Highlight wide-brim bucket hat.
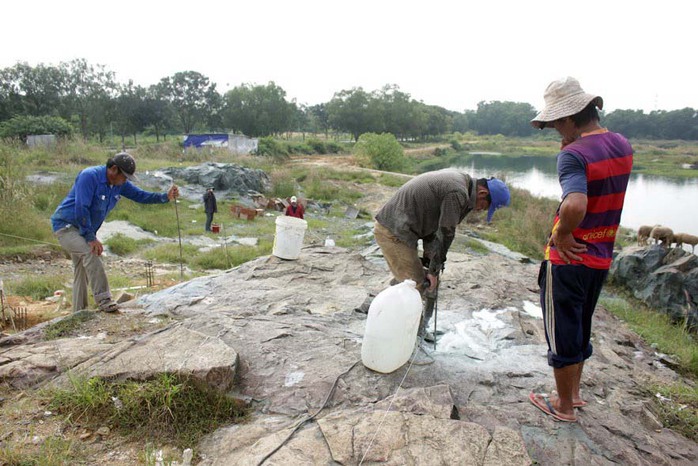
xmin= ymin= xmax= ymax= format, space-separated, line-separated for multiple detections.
xmin=531 ymin=77 xmax=603 ymax=129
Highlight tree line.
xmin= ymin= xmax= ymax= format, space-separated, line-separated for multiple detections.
xmin=1 ymin=59 xmax=697 ymax=142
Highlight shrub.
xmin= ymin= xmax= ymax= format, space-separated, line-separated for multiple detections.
xmin=255 ymin=137 xmax=289 ymax=159
xmin=289 ymin=142 xmax=314 ymax=155
xmin=354 ymin=133 xmax=405 ymax=171
xmin=450 ymin=139 xmax=462 ymax=151
xmin=306 ymin=138 xmax=327 ymax=154
xmin=0 ymin=115 xmax=73 ymax=142
xmin=325 ymin=141 xmax=344 ymax=154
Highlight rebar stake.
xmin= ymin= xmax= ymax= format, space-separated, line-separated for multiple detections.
xmin=173 ymin=195 xmax=184 ymax=279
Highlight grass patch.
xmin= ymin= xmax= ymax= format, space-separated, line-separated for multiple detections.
xmin=5 ymin=274 xmax=68 ymax=301
xmin=303 ymin=171 xmax=363 ymax=203
xmin=44 ymin=310 xmax=97 ymax=340
xmin=476 ymin=187 xmax=557 ymax=260
xmin=105 ymin=234 xmax=154 ymax=256
xmin=0 ymin=435 xmax=83 ymax=466
xmin=377 ymin=173 xmax=409 ymax=188
xmin=648 ymin=382 xmax=698 ymax=441
xmin=144 ymin=243 xmax=199 ymax=265
xmin=109 ymin=200 xmax=198 ymax=238
xmin=46 ymin=373 xmax=248 ymax=448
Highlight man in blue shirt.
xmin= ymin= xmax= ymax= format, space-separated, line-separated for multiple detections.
xmin=51 ymin=152 xmax=179 ymax=313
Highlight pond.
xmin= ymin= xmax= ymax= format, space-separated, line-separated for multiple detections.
xmin=452 ymin=154 xmax=698 ymax=235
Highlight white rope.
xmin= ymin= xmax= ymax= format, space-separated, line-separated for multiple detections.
xmin=0 ymin=231 xmax=59 ymax=247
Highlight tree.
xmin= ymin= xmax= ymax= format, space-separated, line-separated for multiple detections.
xmin=158 ymin=71 xmax=219 ymax=134
xmin=471 ymin=101 xmax=537 ymax=136
xmin=422 ymin=105 xmax=452 ymax=139
xmin=327 ymin=88 xmax=383 ymax=141
xmin=222 ymin=81 xmax=296 ymax=137
xmin=308 ymin=103 xmax=330 ymax=138
xmin=353 ymin=132 xmax=405 ymax=171
xmin=0 ymin=63 xmax=66 ymax=118
xmin=143 ymin=84 xmax=173 ymax=142
xmin=60 ymin=59 xmax=118 ymax=140
xmin=114 ymin=81 xmax=149 ymax=145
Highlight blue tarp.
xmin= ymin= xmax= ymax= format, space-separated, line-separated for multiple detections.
xmin=183 ymin=134 xmax=228 ymax=148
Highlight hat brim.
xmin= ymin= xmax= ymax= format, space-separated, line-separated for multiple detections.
xmin=122 ymin=171 xmax=138 ymax=182
xmin=531 ymin=94 xmax=603 ymax=129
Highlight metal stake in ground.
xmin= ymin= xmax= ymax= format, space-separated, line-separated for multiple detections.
xmin=173 ymin=192 xmax=184 ymax=279
xmin=221 ymin=222 xmax=231 ymax=269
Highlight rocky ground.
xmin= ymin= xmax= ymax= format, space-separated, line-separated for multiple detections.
xmin=2 ymin=241 xmax=697 ymax=465
xmin=1 ymin=159 xmax=697 ymax=464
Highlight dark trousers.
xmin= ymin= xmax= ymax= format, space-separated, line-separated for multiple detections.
xmin=205 ymin=212 xmax=214 ymax=231
xmin=539 ymin=261 xmax=607 ymax=368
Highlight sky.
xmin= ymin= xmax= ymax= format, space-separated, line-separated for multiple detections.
xmin=2 ymin=0 xmax=696 ymax=114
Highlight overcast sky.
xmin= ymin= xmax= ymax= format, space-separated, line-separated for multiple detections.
xmin=2 ymin=0 xmax=696 ymax=113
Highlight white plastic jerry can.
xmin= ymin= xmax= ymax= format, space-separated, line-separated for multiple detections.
xmin=361 ymin=279 xmax=422 ymax=373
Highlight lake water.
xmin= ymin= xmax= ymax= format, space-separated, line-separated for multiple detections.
xmin=453 ymin=154 xmax=698 ymax=235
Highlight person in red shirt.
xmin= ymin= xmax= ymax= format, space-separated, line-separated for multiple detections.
xmin=285 ymin=196 xmax=304 ymax=219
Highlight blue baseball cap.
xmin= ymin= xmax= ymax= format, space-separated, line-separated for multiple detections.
xmin=485 ymin=178 xmax=510 ymax=222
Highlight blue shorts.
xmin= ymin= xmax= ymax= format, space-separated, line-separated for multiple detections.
xmin=538 ymin=261 xmax=608 ymax=369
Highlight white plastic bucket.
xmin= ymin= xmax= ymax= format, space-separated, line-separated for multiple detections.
xmin=361 ymin=280 xmax=422 ymax=373
xmin=272 ymin=216 xmax=308 ymax=260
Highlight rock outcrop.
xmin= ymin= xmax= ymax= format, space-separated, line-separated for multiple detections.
xmin=610 ymin=245 xmax=698 ymax=328
xmin=2 ymin=246 xmax=697 ymax=465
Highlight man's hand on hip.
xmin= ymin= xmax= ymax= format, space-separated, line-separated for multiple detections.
xmin=89 ymin=239 xmax=103 ymax=256
xmin=549 ymin=231 xmax=586 ymax=263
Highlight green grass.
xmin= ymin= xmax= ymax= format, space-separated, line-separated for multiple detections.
xmin=44 ymin=310 xmax=96 ymax=340
xmin=191 ymin=243 xmax=272 ymax=270
xmin=5 ymin=274 xmax=69 ymax=301
xmin=0 ymin=435 xmax=84 ymax=466
xmin=46 ymin=373 xmax=248 ymax=448
xmin=476 ymin=187 xmax=557 ymax=260
xmin=105 ymin=234 xmax=154 ymax=256
xmin=377 ymin=173 xmax=409 ymax=188
xmin=648 ymin=382 xmax=698 ymax=441
xmin=144 ymin=243 xmax=199 ymax=264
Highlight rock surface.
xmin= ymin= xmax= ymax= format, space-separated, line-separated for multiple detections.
xmin=610 ymin=245 xmax=698 ymax=328
xmin=2 ymin=246 xmax=697 ymax=465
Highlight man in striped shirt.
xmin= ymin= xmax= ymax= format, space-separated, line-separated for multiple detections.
xmin=528 ymin=77 xmax=633 ymax=423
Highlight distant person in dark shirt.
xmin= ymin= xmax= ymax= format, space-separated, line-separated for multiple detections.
xmin=203 ymin=187 xmax=217 ymax=232
xmin=285 ymin=196 xmax=304 ymax=219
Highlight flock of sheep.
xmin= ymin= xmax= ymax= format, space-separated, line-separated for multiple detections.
xmin=637 ymin=225 xmax=698 ymax=253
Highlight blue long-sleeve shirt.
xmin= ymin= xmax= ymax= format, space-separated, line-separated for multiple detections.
xmin=51 ymin=165 xmax=169 ymax=242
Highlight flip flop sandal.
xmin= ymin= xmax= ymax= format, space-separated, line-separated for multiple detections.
xmin=551 ymin=390 xmax=588 ymax=408
xmin=529 ymin=392 xmax=577 ymax=423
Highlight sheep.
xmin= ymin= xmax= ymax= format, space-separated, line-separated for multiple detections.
xmin=673 ymin=232 xmax=698 ymax=253
xmin=637 ymin=225 xmax=657 ymax=246
xmin=649 ymin=226 xmax=674 ymax=248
